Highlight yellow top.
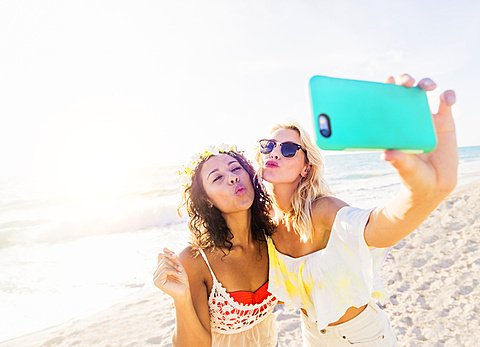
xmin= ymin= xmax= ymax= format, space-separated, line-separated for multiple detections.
xmin=267 ymin=206 xmax=389 ymax=330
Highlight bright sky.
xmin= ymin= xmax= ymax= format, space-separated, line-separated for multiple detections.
xmin=1 ymin=0 xmax=479 ymax=178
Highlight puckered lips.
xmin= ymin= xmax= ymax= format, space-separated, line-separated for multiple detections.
xmin=265 ymin=160 xmax=279 ymax=168
xmin=235 ymin=184 xmax=246 ymax=195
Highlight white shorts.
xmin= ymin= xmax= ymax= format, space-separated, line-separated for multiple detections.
xmin=301 ymin=303 xmax=397 ymax=346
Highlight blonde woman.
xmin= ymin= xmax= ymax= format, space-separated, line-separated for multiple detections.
xmin=256 ymin=75 xmax=457 ymax=345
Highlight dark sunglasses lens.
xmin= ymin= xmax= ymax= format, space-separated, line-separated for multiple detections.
xmin=281 ymin=143 xmax=300 ymax=158
xmin=259 ymin=140 xmax=275 ymax=154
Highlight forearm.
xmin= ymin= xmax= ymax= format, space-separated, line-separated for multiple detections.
xmin=172 ymin=294 xmax=212 ymax=347
xmin=367 ymin=186 xmax=451 ymax=248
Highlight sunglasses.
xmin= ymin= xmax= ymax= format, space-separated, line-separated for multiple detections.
xmin=258 ymin=139 xmax=307 ymax=158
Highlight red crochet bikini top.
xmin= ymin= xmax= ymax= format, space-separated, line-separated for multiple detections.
xmin=229 ymin=281 xmax=271 ymax=305
xmin=198 ymin=249 xmax=278 ymax=334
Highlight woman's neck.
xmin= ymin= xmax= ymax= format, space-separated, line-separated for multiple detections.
xmin=222 ymin=209 xmax=253 ymax=247
xmin=269 ymin=182 xmax=298 ymax=212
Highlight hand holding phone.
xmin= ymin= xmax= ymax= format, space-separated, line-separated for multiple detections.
xmin=307 ymin=75 xmax=437 ymax=153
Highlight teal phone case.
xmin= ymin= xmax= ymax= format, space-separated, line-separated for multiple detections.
xmin=308 ymin=75 xmax=437 ymax=153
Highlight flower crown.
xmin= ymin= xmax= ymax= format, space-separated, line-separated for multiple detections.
xmin=177 ymin=143 xmax=240 ymax=188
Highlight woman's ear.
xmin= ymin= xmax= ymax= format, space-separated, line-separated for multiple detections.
xmin=301 ymin=164 xmax=311 ymax=178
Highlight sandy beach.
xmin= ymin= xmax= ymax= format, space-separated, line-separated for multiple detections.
xmin=3 ymin=180 xmax=479 ymax=347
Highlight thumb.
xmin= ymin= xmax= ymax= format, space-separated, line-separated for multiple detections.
xmin=381 ymin=150 xmax=417 ymax=175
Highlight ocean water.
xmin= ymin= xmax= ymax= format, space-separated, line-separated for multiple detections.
xmin=1 ymin=146 xmax=479 ymax=342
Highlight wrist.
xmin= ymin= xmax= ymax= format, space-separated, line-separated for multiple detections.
xmin=411 ymin=188 xmax=450 ymax=204
xmin=399 ymin=186 xmax=448 ymax=213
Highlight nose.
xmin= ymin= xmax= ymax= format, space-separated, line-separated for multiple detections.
xmin=228 ymin=173 xmax=239 ymax=185
xmin=269 ymin=143 xmax=280 ymax=159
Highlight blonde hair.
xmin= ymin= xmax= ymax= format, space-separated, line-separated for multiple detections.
xmin=258 ymin=122 xmax=333 ymax=242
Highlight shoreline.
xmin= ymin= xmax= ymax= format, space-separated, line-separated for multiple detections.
xmin=2 ymin=180 xmax=479 ymax=346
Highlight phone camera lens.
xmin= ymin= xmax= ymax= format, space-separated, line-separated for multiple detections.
xmin=318 ymin=114 xmax=331 ymax=138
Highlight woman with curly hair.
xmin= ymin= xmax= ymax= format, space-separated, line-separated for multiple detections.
xmin=153 ymin=146 xmax=278 ymax=346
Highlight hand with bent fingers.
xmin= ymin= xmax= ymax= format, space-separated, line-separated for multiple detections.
xmin=153 ymin=247 xmax=190 ymax=301
xmin=383 ymin=74 xmax=458 ymax=200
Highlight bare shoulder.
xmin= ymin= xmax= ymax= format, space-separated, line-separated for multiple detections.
xmin=311 ymin=196 xmax=349 ymax=231
xmin=178 ymin=246 xmax=207 ymax=276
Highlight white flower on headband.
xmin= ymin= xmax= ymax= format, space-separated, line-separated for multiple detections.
xmin=179 ymin=173 xmax=191 ymax=187
xmin=177 ymin=143 xmax=240 ymax=188
xmin=206 ymin=145 xmax=220 ymax=156
xmin=188 ymin=152 xmax=201 ymax=166
xmin=218 ymin=143 xmax=232 ymax=152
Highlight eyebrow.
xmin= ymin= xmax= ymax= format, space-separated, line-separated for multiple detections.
xmin=207 ymin=160 xmax=239 ymax=179
xmin=207 ymin=168 xmax=218 ymax=179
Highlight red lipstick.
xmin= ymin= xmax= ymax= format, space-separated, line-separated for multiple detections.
xmin=265 ymin=161 xmax=279 ymax=168
xmin=235 ymin=184 xmax=246 ymax=195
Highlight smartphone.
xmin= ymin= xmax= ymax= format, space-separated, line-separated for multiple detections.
xmin=307 ymin=75 xmax=437 ymax=153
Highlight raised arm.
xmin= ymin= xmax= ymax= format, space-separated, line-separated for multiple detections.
xmin=153 ymin=247 xmax=212 ymax=347
xmin=365 ymin=74 xmax=458 ymax=248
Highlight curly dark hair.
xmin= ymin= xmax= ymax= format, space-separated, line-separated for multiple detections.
xmin=179 ymin=151 xmax=275 ymax=256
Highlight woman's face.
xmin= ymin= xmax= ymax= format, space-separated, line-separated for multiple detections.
xmin=259 ymin=128 xmax=309 ymax=185
xmin=201 ymin=154 xmax=255 ymax=214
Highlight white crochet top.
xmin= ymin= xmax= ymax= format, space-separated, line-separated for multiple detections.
xmin=267 ymin=206 xmax=390 ymax=330
xmin=198 ymin=249 xmax=278 ymax=346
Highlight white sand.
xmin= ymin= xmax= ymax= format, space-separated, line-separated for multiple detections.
xmin=380 ymin=180 xmax=480 ymax=346
xmin=3 ymin=181 xmax=479 ymax=347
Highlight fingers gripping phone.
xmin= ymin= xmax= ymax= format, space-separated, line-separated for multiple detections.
xmin=307 ymin=75 xmax=437 ymax=153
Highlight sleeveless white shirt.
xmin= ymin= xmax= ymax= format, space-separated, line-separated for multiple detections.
xmin=267 ymin=206 xmax=390 ymax=330
xmin=198 ymin=249 xmax=278 ymax=346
